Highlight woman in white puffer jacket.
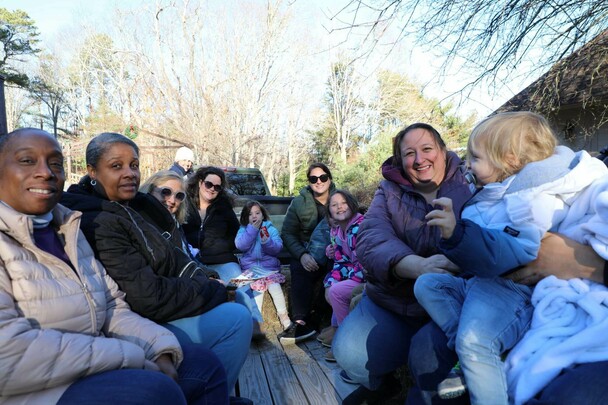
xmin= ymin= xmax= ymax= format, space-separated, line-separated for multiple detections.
xmin=0 ymin=128 xmax=229 ymax=405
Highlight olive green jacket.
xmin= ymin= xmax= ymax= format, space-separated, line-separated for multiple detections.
xmin=281 ymin=183 xmax=336 ymax=260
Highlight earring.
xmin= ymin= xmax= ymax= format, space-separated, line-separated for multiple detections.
xmin=91 ymin=179 xmax=97 ymax=186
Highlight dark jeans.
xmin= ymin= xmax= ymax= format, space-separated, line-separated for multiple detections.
xmin=289 ymin=258 xmax=329 ymax=324
xmin=332 ymin=293 xmax=425 ymax=390
xmin=58 ymin=343 xmax=228 ymax=405
xmin=406 ymin=321 xmax=608 ymax=405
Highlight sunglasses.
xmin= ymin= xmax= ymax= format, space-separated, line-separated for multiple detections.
xmin=308 ymin=174 xmax=330 ymax=184
xmin=159 ymin=187 xmax=186 ymax=201
xmin=203 ymin=180 xmax=223 ymax=192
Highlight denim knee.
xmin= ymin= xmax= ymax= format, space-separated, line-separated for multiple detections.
xmin=413 ymin=273 xmax=438 ymax=303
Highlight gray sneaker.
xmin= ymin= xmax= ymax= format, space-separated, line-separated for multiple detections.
xmin=437 ymin=363 xmax=467 ymax=399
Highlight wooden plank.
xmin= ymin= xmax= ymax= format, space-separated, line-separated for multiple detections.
xmin=302 ymin=338 xmax=359 ymax=401
xmin=258 ymin=326 xmax=309 ymax=404
xmin=238 ymin=343 xmax=273 ymax=405
xmin=277 ymin=325 xmax=343 ymax=405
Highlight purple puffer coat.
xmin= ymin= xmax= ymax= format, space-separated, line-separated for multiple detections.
xmin=357 ymin=151 xmax=471 ymax=318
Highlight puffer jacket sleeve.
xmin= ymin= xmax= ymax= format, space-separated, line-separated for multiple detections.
xmin=357 ymin=185 xmax=415 ymax=286
xmin=281 ymin=196 xmax=307 ymax=259
xmin=0 ymin=272 xmax=146 ymax=396
xmin=261 ymin=222 xmax=283 ymax=256
xmin=440 ymin=219 xmax=539 ymax=277
xmin=87 ymin=214 xmax=227 ymax=323
xmin=235 ymin=225 xmax=257 ymax=251
xmin=99 ymin=263 xmax=183 ymax=366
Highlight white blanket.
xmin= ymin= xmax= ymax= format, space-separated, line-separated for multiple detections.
xmin=505 ymin=276 xmax=608 ymax=404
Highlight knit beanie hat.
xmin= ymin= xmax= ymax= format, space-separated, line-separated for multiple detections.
xmin=175 ymin=146 xmax=194 ymax=162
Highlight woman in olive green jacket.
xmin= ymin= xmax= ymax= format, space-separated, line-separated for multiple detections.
xmin=279 ymin=163 xmax=336 ymax=344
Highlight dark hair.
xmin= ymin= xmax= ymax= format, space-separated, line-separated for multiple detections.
xmin=187 ymin=166 xmax=230 ymax=208
xmin=86 ymin=132 xmax=140 ymax=167
xmin=392 ymin=123 xmax=446 ymax=170
xmin=239 ymin=200 xmax=270 ymax=226
xmin=306 ymin=162 xmax=333 ymax=180
xmin=326 ymin=189 xmax=360 ymax=222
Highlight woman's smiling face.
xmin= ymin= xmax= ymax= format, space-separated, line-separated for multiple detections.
xmin=0 ymin=129 xmax=65 ymax=215
xmin=400 ymin=128 xmax=447 ymax=190
xmin=152 ymin=178 xmax=185 ymax=214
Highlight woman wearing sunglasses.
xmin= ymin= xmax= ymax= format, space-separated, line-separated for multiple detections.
xmin=278 ymin=162 xmax=336 ymax=344
xmin=61 ymin=134 xmax=253 ymax=398
xmin=139 ymin=170 xmax=197 ymax=258
xmin=183 ymin=166 xmax=240 ymax=272
xmin=183 ymin=166 xmax=266 ymax=340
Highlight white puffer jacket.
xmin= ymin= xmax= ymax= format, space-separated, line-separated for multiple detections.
xmin=0 ymin=203 xmax=182 ymax=404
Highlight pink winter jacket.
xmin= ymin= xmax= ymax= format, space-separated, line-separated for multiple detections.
xmin=0 ymin=203 xmax=182 ymax=404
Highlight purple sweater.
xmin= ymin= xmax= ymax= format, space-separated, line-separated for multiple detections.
xmin=357 ymin=152 xmax=471 ymax=318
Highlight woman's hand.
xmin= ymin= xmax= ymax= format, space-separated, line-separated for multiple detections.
xmin=506 ymin=233 xmax=604 ymax=286
xmin=425 ymin=198 xmax=457 ymax=239
xmin=300 ymin=253 xmax=319 ymax=272
xmin=393 ymin=254 xmax=459 ymax=279
xmin=154 ymin=354 xmax=178 ymax=382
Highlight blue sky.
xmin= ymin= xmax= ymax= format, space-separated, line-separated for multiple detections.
xmin=2 ymin=0 xmax=518 ymax=117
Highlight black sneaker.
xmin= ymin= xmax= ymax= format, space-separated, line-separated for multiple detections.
xmin=278 ymin=322 xmax=316 ymax=344
xmin=342 ymin=373 xmax=401 ymax=405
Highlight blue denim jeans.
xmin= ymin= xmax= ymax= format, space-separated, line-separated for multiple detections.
xmin=208 ymin=262 xmax=263 ymax=322
xmin=58 ymin=343 xmax=228 ymax=404
xmin=407 ymin=321 xmax=608 ymax=405
xmin=414 ymin=275 xmax=533 ymax=404
xmin=332 ymin=293 xmax=425 ymax=390
xmin=163 ymin=302 xmax=252 ymax=390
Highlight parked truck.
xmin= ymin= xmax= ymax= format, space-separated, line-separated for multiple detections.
xmin=220 ymin=167 xmax=293 ymax=232
xmin=220 ymin=167 xmax=294 ymax=263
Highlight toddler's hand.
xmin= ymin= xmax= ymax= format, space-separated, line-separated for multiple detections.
xmin=250 ymin=217 xmax=263 ymax=229
xmin=425 ymin=197 xmax=456 ymax=239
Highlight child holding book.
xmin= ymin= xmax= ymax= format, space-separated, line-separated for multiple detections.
xmin=235 ymin=200 xmax=292 ymax=331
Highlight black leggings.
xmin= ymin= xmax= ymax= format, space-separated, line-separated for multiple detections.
xmin=289 ymin=258 xmax=329 ymax=324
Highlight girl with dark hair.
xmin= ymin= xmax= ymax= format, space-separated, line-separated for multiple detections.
xmin=279 ymin=162 xmax=336 ymax=344
xmin=234 ymin=200 xmax=292 ymax=330
xmin=318 ymin=189 xmax=366 ymax=362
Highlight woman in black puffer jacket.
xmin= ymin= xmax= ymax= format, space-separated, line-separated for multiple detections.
xmin=61 ymin=132 xmax=252 ymax=391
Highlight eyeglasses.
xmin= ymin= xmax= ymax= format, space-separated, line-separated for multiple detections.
xmin=159 ymin=187 xmax=186 ymax=201
xmin=203 ymin=180 xmax=223 ymax=192
xmin=308 ymin=174 xmax=330 ymax=184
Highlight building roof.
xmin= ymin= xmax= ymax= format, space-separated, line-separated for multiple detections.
xmin=497 ymin=29 xmax=608 ymax=113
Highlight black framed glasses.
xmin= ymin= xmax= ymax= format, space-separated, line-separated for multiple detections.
xmin=159 ymin=187 xmax=186 ymax=201
xmin=203 ymin=180 xmax=223 ymax=192
xmin=308 ymin=174 xmax=329 ymax=184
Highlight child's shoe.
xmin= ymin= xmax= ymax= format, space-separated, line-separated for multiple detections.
xmin=323 ymin=349 xmax=336 ymax=362
xmin=437 ymin=362 xmax=467 ymax=399
xmin=317 ymin=326 xmax=336 ymax=348
xmin=278 ymin=312 xmax=292 ymax=330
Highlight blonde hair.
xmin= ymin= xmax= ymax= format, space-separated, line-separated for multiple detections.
xmin=140 ymin=170 xmax=191 ymax=224
xmin=467 ymin=112 xmax=557 ymax=182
